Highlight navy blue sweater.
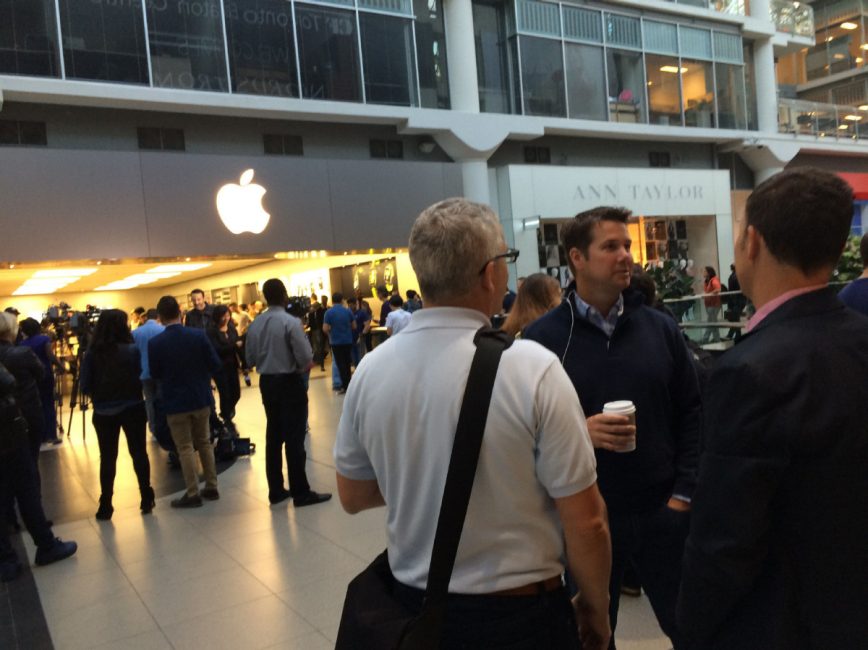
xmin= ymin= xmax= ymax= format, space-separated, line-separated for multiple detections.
xmin=148 ymin=324 xmax=221 ymax=415
xmin=524 ymin=289 xmax=701 ymax=513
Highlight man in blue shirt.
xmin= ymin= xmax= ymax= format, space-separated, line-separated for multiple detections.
xmin=838 ymin=232 xmax=868 ymax=316
xmin=323 ymin=292 xmax=355 ymax=394
xmin=347 ymin=297 xmax=370 ymax=368
xmin=149 ymin=296 xmax=222 ymax=508
xmin=131 ymin=309 xmax=164 ymax=440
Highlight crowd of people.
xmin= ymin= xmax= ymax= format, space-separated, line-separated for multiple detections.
xmin=1 ymin=167 xmax=867 ymax=649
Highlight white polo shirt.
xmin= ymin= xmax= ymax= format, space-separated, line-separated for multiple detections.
xmin=385 ymin=308 xmax=412 ymax=335
xmin=334 ymin=307 xmax=596 ymax=593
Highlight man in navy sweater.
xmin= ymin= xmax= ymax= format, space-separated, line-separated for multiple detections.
xmin=524 ymin=206 xmax=701 ymax=650
xmin=149 ymin=296 xmax=222 ymax=508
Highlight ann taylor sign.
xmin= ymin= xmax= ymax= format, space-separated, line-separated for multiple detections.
xmin=504 ymin=166 xmax=729 ymax=218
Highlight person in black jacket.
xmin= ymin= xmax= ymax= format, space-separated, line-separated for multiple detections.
xmin=0 ymin=315 xmax=45 ymax=464
xmin=183 ymin=288 xmax=214 ymax=330
xmin=207 ymin=305 xmax=241 ymax=436
xmin=677 ymin=168 xmax=868 ymax=650
xmin=0 ymin=355 xmax=77 ymax=580
xmin=524 ymin=206 xmax=701 ymax=650
xmin=80 ymin=309 xmax=153 ymax=521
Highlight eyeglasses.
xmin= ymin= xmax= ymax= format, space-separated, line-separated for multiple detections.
xmin=479 ymin=248 xmax=520 ymax=275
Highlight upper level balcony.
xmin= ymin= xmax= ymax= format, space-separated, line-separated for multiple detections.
xmin=770 ymin=0 xmax=815 ymax=37
xmin=778 ymin=97 xmax=868 ymax=139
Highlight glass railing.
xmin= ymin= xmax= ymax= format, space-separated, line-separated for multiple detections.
xmin=778 ymin=98 xmax=868 ymax=140
xmin=663 ymin=0 xmax=747 ymax=16
xmin=770 ymin=0 xmax=815 ymax=37
xmin=663 ymin=291 xmax=749 ymax=350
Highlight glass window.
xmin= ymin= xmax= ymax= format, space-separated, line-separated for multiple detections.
xmin=519 ymin=36 xmax=565 ymax=117
xmin=682 ymin=59 xmax=715 ymax=127
xmin=0 ymin=0 xmax=60 ymax=77
xmin=646 ymin=53 xmax=682 ymax=126
xmin=604 ymin=13 xmax=640 ymax=49
xmin=643 ymin=21 xmax=677 ymax=56
xmin=565 ymin=42 xmax=605 ymax=120
xmin=516 ymin=0 xmax=560 ymax=38
xmin=225 ymin=0 xmax=298 ymax=98
xmin=58 ymin=0 xmax=148 ymax=84
xmin=413 ymin=0 xmax=449 ymax=109
xmin=473 ymin=0 xmax=518 ymax=114
xmin=743 ymin=42 xmax=758 ymax=130
xmin=680 ymin=26 xmax=712 ymax=60
xmin=606 ymin=49 xmax=646 ymax=123
xmin=563 ymin=6 xmax=601 ymax=44
xmin=146 ymin=0 xmax=229 ymax=92
xmin=295 ymin=4 xmax=361 ymax=101
xmin=715 ymin=62 xmax=746 ymax=129
xmin=359 ymin=13 xmax=417 ymax=106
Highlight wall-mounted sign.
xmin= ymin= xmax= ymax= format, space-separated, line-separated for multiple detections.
xmin=216 ymin=169 xmax=271 ymax=234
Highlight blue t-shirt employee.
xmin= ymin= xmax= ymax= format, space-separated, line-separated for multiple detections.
xmin=323 ymin=293 xmax=356 ymax=393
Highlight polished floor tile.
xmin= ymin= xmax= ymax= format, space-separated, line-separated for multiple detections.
xmin=4 ymin=359 xmax=672 ymax=649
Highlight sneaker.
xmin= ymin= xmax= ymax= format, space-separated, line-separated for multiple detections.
xmin=293 ymin=491 xmax=332 ymax=508
xmin=34 ymin=538 xmax=78 ymax=566
xmin=170 ymin=494 xmax=203 ymax=509
xmin=201 ymin=488 xmax=220 ymax=501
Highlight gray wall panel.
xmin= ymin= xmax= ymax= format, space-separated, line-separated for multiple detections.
xmin=0 ymin=148 xmax=150 ymax=262
xmin=329 ymin=160 xmax=462 ymax=250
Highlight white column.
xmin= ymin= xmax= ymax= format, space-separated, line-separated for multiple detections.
xmin=443 ymin=0 xmax=480 ymax=113
xmin=750 ymin=0 xmax=780 ymax=134
xmin=461 ymin=160 xmax=490 ymax=204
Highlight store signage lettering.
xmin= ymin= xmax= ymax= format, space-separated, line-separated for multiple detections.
xmin=573 ymin=184 xmax=704 ymax=203
xmin=300 ymin=13 xmax=355 ymax=35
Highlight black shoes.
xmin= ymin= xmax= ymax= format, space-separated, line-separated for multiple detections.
xmin=140 ymin=487 xmax=156 ymax=514
xmin=269 ymin=489 xmax=292 ymax=505
xmin=95 ymin=496 xmax=113 ymax=521
xmin=201 ymin=488 xmax=220 ymax=501
xmin=171 ymin=494 xmax=203 ymax=508
xmin=34 ymin=538 xmax=78 ymax=566
xmin=244 ymin=374 xmax=252 ymax=387
xmin=293 ymin=491 xmax=332 ymax=508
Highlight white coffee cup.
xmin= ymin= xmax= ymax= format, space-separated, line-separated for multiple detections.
xmin=602 ymin=400 xmax=637 ymax=452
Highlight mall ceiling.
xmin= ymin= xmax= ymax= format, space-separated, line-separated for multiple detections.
xmin=0 ymin=257 xmax=273 ymax=297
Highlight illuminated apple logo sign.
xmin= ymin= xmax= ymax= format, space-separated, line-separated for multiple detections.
xmin=216 ymin=169 xmax=270 ymax=234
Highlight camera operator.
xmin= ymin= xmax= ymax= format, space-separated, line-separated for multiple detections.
xmin=0 ymin=359 xmax=77 ymax=581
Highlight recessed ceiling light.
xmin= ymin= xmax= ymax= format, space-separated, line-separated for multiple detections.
xmin=841 ymin=22 xmax=859 ymax=30
xmin=833 ymin=53 xmax=846 ymax=59
xmin=659 ymin=66 xmax=688 ymax=74
xmin=845 ymin=114 xmax=863 ymax=120
xmin=838 ymin=124 xmax=851 ymax=129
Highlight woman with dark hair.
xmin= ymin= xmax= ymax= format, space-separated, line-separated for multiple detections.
xmin=207 ymin=304 xmax=241 ymax=435
xmin=502 ymin=273 xmax=562 ymax=337
xmin=80 ymin=309 xmax=153 ymax=520
xmin=18 ymin=318 xmax=63 ymax=444
xmin=702 ymin=265 xmax=722 ymax=343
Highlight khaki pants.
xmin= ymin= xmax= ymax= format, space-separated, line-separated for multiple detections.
xmin=166 ymin=406 xmax=217 ymax=497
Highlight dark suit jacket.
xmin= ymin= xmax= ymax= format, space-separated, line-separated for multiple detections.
xmin=677 ymin=288 xmax=868 ymax=649
xmin=148 ymin=324 xmax=221 ymax=415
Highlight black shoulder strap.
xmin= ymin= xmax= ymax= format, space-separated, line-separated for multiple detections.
xmin=406 ymin=327 xmax=513 ymax=642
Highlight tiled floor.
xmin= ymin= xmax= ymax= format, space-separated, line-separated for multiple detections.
xmin=6 ymin=363 xmax=672 ymax=649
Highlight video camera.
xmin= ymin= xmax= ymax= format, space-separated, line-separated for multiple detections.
xmin=286 ymin=296 xmax=311 ymax=320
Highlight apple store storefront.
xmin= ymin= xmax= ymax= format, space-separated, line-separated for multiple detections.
xmin=0 ymin=147 xmax=464 ymax=316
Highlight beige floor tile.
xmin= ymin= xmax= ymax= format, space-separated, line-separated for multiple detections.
xmin=90 ymin=629 xmax=174 ymax=650
xmin=48 ymin=589 xmax=160 ymax=650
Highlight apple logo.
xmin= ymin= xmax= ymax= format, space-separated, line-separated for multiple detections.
xmin=216 ymin=169 xmax=270 ymax=234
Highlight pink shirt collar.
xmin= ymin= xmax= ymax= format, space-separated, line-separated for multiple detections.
xmin=745 ymin=285 xmax=827 ymax=333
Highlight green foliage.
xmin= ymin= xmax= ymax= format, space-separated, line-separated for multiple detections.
xmin=833 ymin=235 xmax=863 ymax=283
xmin=646 ymin=260 xmax=695 ymax=300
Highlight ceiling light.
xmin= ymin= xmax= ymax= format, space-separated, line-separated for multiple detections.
xmin=857 ymin=57 xmax=864 ymax=63
xmin=833 ymin=53 xmax=846 ymax=59
xmin=859 ymin=105 xmax=868 ymax=110
xmin=660 ymin=66 xmax=687 ymax=74
xmin=148 ymin=263 xmax=211 ymax=273
xmin=827 ymin=37 xmax=834 ymax=43
xmin=845 ymin=114 xmax=863 ymax=120
xmin=861 ymin=43 xmax=868 ymax=50
xmin=841 ymin=22 xmax=859 ymax=30
xmin=94 ymin=272 xmax=181 ymax=292
xmin=838 ymin=124 xmax=851 ymax=129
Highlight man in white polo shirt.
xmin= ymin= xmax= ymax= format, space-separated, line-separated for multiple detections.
xmin=334 ymin=198 xmax=611 ymax=649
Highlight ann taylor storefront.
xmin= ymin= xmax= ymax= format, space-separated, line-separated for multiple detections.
xmin=495 ymin=166 xmax=735 ymax=289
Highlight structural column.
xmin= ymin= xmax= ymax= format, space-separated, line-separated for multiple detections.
xmin=750 ymin=0 xmax=780 ymax=136
xmin=443 ymin=0 xmax=480 ymax=114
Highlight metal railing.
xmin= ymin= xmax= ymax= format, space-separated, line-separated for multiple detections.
xmin=662 ymin=0 xmax=747 ymax=16
xmin=778 ymin=98 xmax=868 ymax=140
xmin=770 ymin=0 xmax=815 ymax=37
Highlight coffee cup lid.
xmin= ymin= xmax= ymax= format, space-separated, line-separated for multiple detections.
xmin=603 ymin=400 xmax=635 ymax=414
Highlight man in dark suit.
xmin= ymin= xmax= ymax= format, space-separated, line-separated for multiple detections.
xmin=677 ymin=168 xmax=868 ymax=649
xmin=149 ymin=296 xmax=222 ymax=508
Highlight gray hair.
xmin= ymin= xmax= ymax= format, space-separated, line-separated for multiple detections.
xmin=0 ymin=312 xmax=19 ymax=342
xmin=409 ymin=198 xmax=504 ymax=303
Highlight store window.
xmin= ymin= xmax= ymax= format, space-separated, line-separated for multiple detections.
xmin=682 ymin=60 xmax=715 ymax=128
xmin=0 ymin=120 xmax=47 ymax=146
xmin=264 ymin=134 xmax=304 ymax=155
xmin=646 ymin=54 xmax=682 ymax=126
xmin=473 ymin=0 xmax=518 ymax=114
xmin=137 ymin=127 xmax=185 ymax=151
xmin=295 ymin=4 xmax=361 ymax=102
xmin=565 ymin=43 xmax=606 ymax=120
xmin=520 ymin=36 xmax=565 ymax=117
xmin=58 ymin=0 xmax=148 ymax=84
xmin=715 ymin=62 xmax=747 ymax=129
xmin=414 ymin=0 xmax=450 ymax=109
xmin=145 ymin=0 xmax=229 ymax=92
xmin=607 ymin=49 xmax=647 ymax=123
xmin=0 ymin=0 xmax=60 ymax=77
xmin=225 ymin=0 xmax=299 ymax=98
xmin=360 ymin=13 xmax=418 ymax=106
